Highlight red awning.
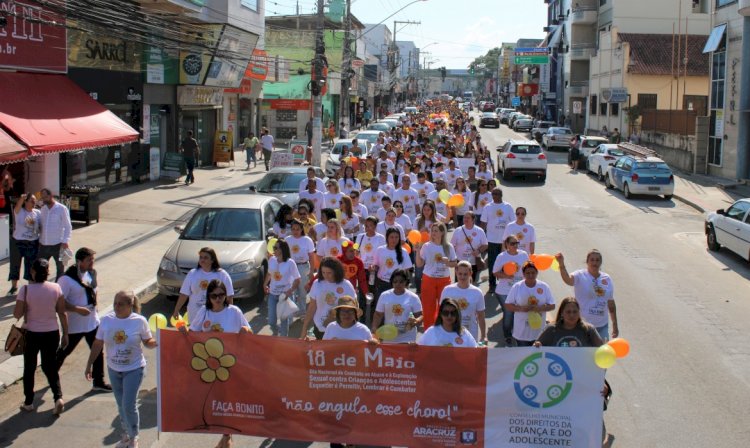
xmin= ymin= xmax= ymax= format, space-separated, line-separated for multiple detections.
xmin=0 ymin=128 xmax=28 ymax=165
xmin=0 ymin=72 xmax=139 ymax=154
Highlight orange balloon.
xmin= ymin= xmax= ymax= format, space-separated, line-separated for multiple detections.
xmin=402 ymin=243 xmax=412 ymax=254
xmin=407 ymin=229 xmax=422 ymax=245
xmin=535 ymin=254 xmax=554 ymax=270
xmin=529 ymin=253 xmax=538 ymax=264
xmin=503 ymin=262 xmax=517 ymax=275
xmin=447 ymin=194 xmax=465 ymax=208
xmin=420 ymin=230 xmax=430 ymax=243
xmin=607 ymin=338 xmax=630 ymax=358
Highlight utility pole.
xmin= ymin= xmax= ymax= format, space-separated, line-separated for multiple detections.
xmin=311 ymin=0 xmax=325 ymax=167
xmin=389 ymin=19 xmax=420 ymax=112
xmin=339 ymin=0 xmax=353 ymax=134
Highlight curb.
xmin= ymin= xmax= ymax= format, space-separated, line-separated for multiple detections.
xmin=0 ymin=279 xmax=158 ymax=392
xmin=673 ymin=194 xmax=706 ymax=214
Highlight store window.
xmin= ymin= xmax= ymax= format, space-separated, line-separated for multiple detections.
xmin=708 ymin=49 xmax=726 ymax=166
xmin=590 ymin=95 xmax=598 ymax=115
xmin=611 ymin=103 xmax=619 ymax=117
xmin=638 ymin=94 xmax=657 ymax=111
xmin=600 ymin=102 xmax=608 ymax=116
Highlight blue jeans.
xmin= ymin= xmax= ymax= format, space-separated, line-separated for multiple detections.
xmin=268 ymin=293 xmax=292 ymax=336
xmin=294 ymin=264 xmax=310 ymax=315
xmin=9 ymin=239 xmax=38 ymax=281
xmin=596 ymin=323 xmax=609 ymax=343
xmin=498 ymin=294 xmax=514 ymax=339
xmin=487 ymin=243 xmax=502 ymax=292
xmin=109 ymin=367 xmax=145 ymax=440
xmin=245 ymin=148 xmax=256 ymax=165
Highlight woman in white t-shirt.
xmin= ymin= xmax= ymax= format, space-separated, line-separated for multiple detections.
xmin=285 ymin=220 xmax=316 ymax=315
xmin=323 ymin=296 xmax=376 ymax=342
xmin=451 ymin=177 xmax=473 ymax=227
xmin=372 ymin=228 xmax=413 ymax=305
xmin=272 ymin=204 xmax=294 ymax=240
xmin=264 ymin=239 xmax=301 ymax=337
xmin=392 ymin=200 xmax=413 ymax=233
xmin=418 ymin=298 xmax=478 ymax=348
xmin=86 ymin=291 xmax=157 ymax=448
xmin=505 ymin=261 xmax=556 ymax=346
xmin=181 ymin=280 xmax=249 ymax=448
xmin=472 ymin=180 xmax=492 ymax=218
xmin=502 ymin=206 xmax=536 ymax=254
xmin=339 ymin=195 xmax=362 ymax=240
xmin=301 ymin=257 xmax=357 ymax=340
xmin=338 ymin=166 xmax=361 ymax=196
xmin=323 ymin=180 xmax=343 ymax=210
xmin=417 ymin=222 xmax=457 ymax=329
xmin=371 ymin=269 xmax=423 ymax=344
xmin=172 ymin=247 xmax=234 ymax=324
xmin=9 ymin=193 xmax=41 ymax=295
xmin=491 ymin=235 xmax=530 ymax=346
xmin=316 ymin=219 xmax=350 ymax=259
xmin=440 ymin=261 xmax=487 ymax=343
xmin=476 ymin=160 xmax=493 ymax=182
xmin=376 ymin=208 xmax=406 ymax=241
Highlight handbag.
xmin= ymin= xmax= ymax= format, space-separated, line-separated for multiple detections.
xmin=277 ymin=294 xmax=299 ymax=322
xmin=462 ymin=227 xmax=487 ymax=271
xmin=4 ymin=287 xmax=27 ymax=356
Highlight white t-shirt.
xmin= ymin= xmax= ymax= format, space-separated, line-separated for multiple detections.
xmin=481 ymin=202 xmax=515 ymax=243
xmin=339 ymin=213 xmax=361 ymax=237
xmin=354 ymin=203 xmax=369 ymax=219
xmin=299 ymin=190 xmax=326 ymax=221
xmin=393 ymin=188 xmax=420 ymax=220
xmin=419 ymin=242 xmax=457 ymax=278
xmin=376 ymin=221 xmax=405 ymax=241
xmin=316 ymin=236 xmax=350 ymax=258
xmin=571 ymin=269 xmax=614 ymax=328
xmin=324 ymin=192 xmax=343 ymax=210
xmin=285 ymin=235 xmax=315 ymax=264
xmin=506 ymin=280 xmax=555 ymax=342
xmin=413 ymin=181 xmax=435 ymax=199
xmin=299 ymin=177 xmax=326 ymax=193
xmin=272 ymin=222 xmax=293 ymax=240
xmin=361 ymin=189 xmax=385 ymax=215
xmin=268 ymin=257 xmax=301 ymax=295
xmin=190 ymin=305 xmax=249 ymax=333
xmin=450 ymin=225 xmax=488 ymax=264
xmin=373 ymin=246 xmax=413 ymax=282
xmin=309 ymin=280 xmax=356 ymax=331
xmin=377 ymin=158 xmax=395 ymax=172
xmin=426 ymin=190 xmax=449 ymax=217
xmin=476 ymin=170 xmax=493 ymax=181
xmin=439 ymin=284 xmax=485 ymax=340
xmin=395 ymin=214 xmax=413 ymax=233
xmin=502 ymin=222 xmax=537 ymax=254
xmin=355 ymin=233 xmax=386 ymax=268
xmin=312 ymin=222 xmax=327 ymax=243
xmin=445 ymin=168 xmax=463 ymax=186
xmin=96 ymin=312 xmax=151 ymax=372
xmin=58 ymin=273 xmax=100 ymax=334
xmin=473 ymin=191 xmax=493 ymax=218
xmin=323 ymin=321 xmax=373 ymax=341
xmin=375 ymin=289 xmax=423 ymax=344
xmin=13 ymin=208 xmax=41 ymax=241
xmin=376 ymin=207 xmax=393 ymax=222
xmin=379 ymin=182 xmax=396 ymax=198
xmin=419 ymin=325 xmax=477 ymax=348
xmin=179 ymin=268 xmax=235 ymax=323
xmin=492 ymin=250 xmax=530 ymax=295
xmin=338 ymin=178 xmax=361 ymax=196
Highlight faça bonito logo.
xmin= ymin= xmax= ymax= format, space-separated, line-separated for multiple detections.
xmin=514 ymin=352 xmax=572 ymax=408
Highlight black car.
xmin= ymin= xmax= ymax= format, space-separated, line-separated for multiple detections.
xmin=248 ymin=166 xmax=326 ymax=207
xmin=479 ymin=112 xmax=500 ymax=128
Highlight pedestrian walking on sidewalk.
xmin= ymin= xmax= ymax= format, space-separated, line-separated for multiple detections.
xmin=37 ymin=188 xmax=72 ymax=281
xmin=86 ymin=291 xmax=157 ymax=448
xmin=181 ymin=130 xmax=200 ymax=184
xmin=261 ymin=127 xmax=274 ymax=171
xmin=56 ymin=247 xmax=112 ymax=392
xmin=242 ymin=132 xmax=259 ymax=170
xmin=8 ymin=193 xmax=41 ymax=296
xmin=172 ymin=247 xmax=234 ymax=324
xmin=14 ymin=259 xmax=68 ymax=414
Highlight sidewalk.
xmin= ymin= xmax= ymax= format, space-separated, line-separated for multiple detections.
xmin=672 ymin=170 xmax=750 ymax=214
xmin=0 ymin=152 xmax=265 ymax=390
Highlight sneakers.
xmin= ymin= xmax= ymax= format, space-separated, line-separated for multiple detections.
xmin=92 ymin=383 xmax=113 ymax=392
xmin=53 ymin=398 xmax=65 ymax=415
xmin=19 ymin=404 xmax=34 ymax=412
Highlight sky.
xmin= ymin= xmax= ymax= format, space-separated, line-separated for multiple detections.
xmin=265 ymin=0 xmax=548 ymax=69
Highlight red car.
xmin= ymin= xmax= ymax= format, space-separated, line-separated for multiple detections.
xmin=482 ymin=102 xmax=496 ymax=112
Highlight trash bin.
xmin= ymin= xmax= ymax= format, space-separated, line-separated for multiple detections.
xmin=61 ymin=185 xmax=100 ymax=226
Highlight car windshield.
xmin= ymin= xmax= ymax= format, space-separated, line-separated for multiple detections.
xmin=607 ymin=148 xmax=625 ymax=156
xmin=482 ymin=113 xmax=496 ymax=117
xmin=358 ymin=133 xmax=380 ymax=144
xmin=582 ymin=139 xmax=605 ymax=148
xmin=256 ymin=172 xmax=306 ymax=193
xmin=551 ymin=128 xmax=572 ymax=134
xmin=510 ymin=145 xmax=542 ymax=154
xmin=182 ymin=208 xmax=262 ymax=241
xmin=368 ymin=123 xmax=389 ymax=131
xmin=635 ymin=162 xmax=671 ymax=170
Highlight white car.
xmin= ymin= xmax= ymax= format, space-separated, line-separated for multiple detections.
xmin=577 ymin=136 xmax=610 ymax=159
xmin=542 ymin=127 xmax=573 ymax=150
xmin=587 ymin=144 xmax=625 ymax=181
xmin=706 ymin=198 xmax=750 ymax=261
xmin=325 ymin=140 xmax=371 ymax=178
xmin=497 ymin=139 xmax=547 ymax=182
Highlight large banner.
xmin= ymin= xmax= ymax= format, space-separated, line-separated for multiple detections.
xmin=158 ymin=331 xmax=604 ymax=447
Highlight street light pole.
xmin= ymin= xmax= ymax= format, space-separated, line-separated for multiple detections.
xmin=390 ymin=19 xmax=420 ymax=112
xmin=311 ymin=0 xmax=325 ymax=167
xmin=339 ymin=0 xmax=353 ymax=134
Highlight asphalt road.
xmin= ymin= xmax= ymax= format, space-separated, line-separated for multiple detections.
xmin=1 ymin=115 xmax=749 ymax=447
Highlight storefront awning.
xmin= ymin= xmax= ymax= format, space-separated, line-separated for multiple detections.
xmin=0 ymin=128 xmax=28 ymax=165
xmin=0 ymin=72 xmax=139 ymax=155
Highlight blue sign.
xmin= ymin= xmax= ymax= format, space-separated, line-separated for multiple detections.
xmin=511 ymin=96 xmax=521 ymax=106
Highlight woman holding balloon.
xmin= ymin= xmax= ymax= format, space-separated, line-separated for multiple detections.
xmin=504 ymin=261 xmax=555 ymax=347
xmin=370 ymin=269 xmax=423 ymax=344
xmin=533 ymin=297 xmax=602 ymax=348
xmin=416 ymin=223 xmax=457 ymax=328
xmin=491 ymin=235 xmax=530 ymax=346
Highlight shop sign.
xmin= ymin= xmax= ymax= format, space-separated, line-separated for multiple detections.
xmin=247 ymin=49 xmax=269 ymax=81
xmin=601 ymin=87 xmax=628 ymax=103
xmin=177 ymin=86 xmax=224 ymax=107
xmin=145 ymin=45 xmax=178 ymax=85
xmin=0 ymin=0 xmax=67 ymax=73
xmin=269 ymin=99 xmax=311 ymax=110
xmin=68 ymin=28 xmax=141 ymax=72
xmin=204 ymin=25 xmax=258 ymax=88
xmin=179 ymin=24 xmax=222 ymax=85
xmin=517 ymin=83 xmax=539 ymax=97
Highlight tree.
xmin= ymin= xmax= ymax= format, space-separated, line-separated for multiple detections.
xmin=469 ymin=47 xmax=502 ymax=79
xmin=624 ymin=104 xmax=642 ymax=135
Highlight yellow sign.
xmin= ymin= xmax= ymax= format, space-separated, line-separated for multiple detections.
xmin=67 ymin=28 xmax=142 ymax=72
xmin=178 ymin=24 xmax=222 ymax=85
xmin=213 ymin=131 xmax=234 ymax=164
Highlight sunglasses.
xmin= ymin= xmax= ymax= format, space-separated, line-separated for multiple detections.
xmin=209 ymin=293 xmax=227 ymax=300
xmin=508 ymin=241 xmax=520 ymax=246
xmin=441 ymin=309 xmax=458 ymax=317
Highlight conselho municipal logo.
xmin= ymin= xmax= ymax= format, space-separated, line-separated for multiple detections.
xmin=514 ymin=352 xmax=572 ymax=408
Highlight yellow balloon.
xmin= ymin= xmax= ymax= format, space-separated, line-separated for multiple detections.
xmin=148 ymin=313 xmax=167 ymax=333
xmin=375 ymin=324 xmax=398 ymax=341
xmin=438 ymin=189 xmax=452 ymax=204
xmin=170 ymin=314 xmax=182 ymax=327
xmin=183 ymin=312 xmax=190 ymax=327
xmin=551 ymin=258 xmax=560 ymax=272
xmin=594 ymin=344 xmax=617 ymax=369
xmin=267 ymin=237 xmax=278 ymax=254
xmin=528 ymin=311 xmax=543 ymax=330
xmin=335 ymin=209 xmax=342 ymax=220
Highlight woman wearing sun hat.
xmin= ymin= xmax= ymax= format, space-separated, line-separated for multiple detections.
xmin=323 ymin=296 xmax=376 ymax=342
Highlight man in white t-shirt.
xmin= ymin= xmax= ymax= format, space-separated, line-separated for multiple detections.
xmin=393 ymin=175 xmax=420 ymax=221
xmin=480 ymin=188 xmax=515 ymax=295
xmin=450 ymin=212 xmax=488 ymax=283
xmin=445 ymin=160 xmax=463 ymax=189
xmin=413 ymin=172 xmax=435 ymax=206
xmin=361 ymin=179 xmax=385 ymax=216
xmin=260 ymin=127 xmax=274 ymax=171
xmin=377 ymin=170 xmax=396 ymax=197
xmin=298 ymin=166 xmax=326 ymax=192
xmin=299 ymin=179 xmax=326 ymax=222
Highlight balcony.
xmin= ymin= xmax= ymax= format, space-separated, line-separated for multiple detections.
xmin=570 ymin=43 xmax=596 ymax=61
xmin=571 ymin=6 xmax=598 ymax=25
xmin=569 ymin=81 xmax=589 ymax=97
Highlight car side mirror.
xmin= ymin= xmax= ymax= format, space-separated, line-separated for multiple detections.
xmin=248 ymin=185 xmax=257 ymax=192
xmin=716 ymin=209 xmax=725 ymax=215
xmin=174 ymin=225 xmax=185 ymax=234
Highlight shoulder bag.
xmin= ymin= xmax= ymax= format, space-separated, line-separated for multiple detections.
xmin=461 ymin=227 xmax=487 ymax=271
xmin=4 ymin=287 xmax=27 ymax=356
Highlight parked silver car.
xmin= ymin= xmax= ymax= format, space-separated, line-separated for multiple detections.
xmin=157 ymin=194 xmax=283 ymax=300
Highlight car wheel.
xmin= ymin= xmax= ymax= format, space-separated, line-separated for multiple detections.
xmin=254 ymin=263 xmax=267 ymax=300
xmin=707 ymin=225 xmax=720 ymax=251
xmin=540 ymin=173 xmax=547 ymax=182
xmin=605 ymin=174 xmax=613 ymax=189
xmin=585 ymin=160 xmax=591 ymax=173
xmin=502 ymin=165 xmax=511 ymax=180
xmin=597 ymin=166 xmax=604 ymax=181
xmin=623 ymin=183 xmax=632 ymax=199
xmin=664 ymin=194 xmax=673 ymax=200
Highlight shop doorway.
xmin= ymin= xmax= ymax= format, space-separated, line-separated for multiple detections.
xmin=182 ymin=109 xmax=216 ymax=166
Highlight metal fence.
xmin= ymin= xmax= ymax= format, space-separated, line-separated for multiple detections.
xmin=641 ymin=109 xmax=697 ymax=135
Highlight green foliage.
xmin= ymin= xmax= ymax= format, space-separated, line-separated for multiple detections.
xmin=469 ymin=47 xmax=502 ymax=78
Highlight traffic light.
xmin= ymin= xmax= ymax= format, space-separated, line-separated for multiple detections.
xmin=469 ymin=66 xmax=475 ymax=75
